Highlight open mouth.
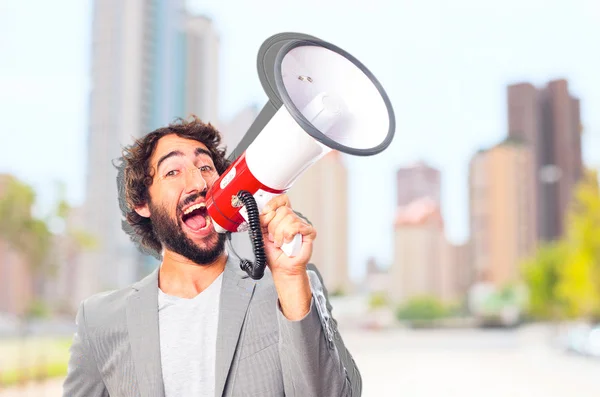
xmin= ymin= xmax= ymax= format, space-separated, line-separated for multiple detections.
xmin=181 ymin=203 xmax=212 ymax=232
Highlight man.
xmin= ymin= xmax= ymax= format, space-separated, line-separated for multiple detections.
xmin=63 ymin=116 xmax=361 ymax=396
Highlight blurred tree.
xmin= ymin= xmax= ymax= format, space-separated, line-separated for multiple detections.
xmin=46 ymin=181 xmax=96 ymax=269
xmin=330 ymin=288 xmax=346 ymax=297
xmin=521 ymin=241 xmax=567 ymax=320
xmin=557 ymin=169 xmax=600 ymax=321
xmin=0 ymin=176 xmax=95 ymax=317
xmin=0 ymin=175 xmax=53 ymax=382
xmin=396 ymin=295 xmax=449 ymax=323
xmin=0 ymin=176 xmax=52 ymax=283
xmin=522 ymin=169 xmax=600 ymax=321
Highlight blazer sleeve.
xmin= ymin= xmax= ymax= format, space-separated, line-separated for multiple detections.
xmin=62 ymin=302 xmax=109 ymax=397
xmin=276 ymin=263 xmax=362 ymax=397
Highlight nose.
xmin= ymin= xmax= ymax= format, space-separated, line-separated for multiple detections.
xmin=184 ymin=167 xmax=207 ymax=195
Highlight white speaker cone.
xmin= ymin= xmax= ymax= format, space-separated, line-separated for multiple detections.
xmin=277 ymin=44 xmax=393 ymax=153
xmin=245 ymin=92 xmax=343 ymax=191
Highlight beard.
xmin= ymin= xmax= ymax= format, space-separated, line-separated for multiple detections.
xmin=149 ymin=197 xmax=226 ymax=265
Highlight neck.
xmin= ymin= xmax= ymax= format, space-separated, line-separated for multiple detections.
xmin=158 ymin=249 xmax=228 ymax=299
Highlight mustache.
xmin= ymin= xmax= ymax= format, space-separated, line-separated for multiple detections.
xmin=178 ymin=191 xmax=206 ymax=212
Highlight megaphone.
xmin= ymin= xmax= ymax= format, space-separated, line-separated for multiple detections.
xmin=206 ymin=32 xmax=395 ymax=280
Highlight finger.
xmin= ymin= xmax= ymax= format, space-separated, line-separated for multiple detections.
xmin=268 ymin=207 xmax=293 ymax=245
xmin=269 ymin=208 xmax=296 ymax=247
xmin=274 ymin=215 xmax=314 ymax=248
xmin=261 ymin=194 xmax=291 ymax=214
xmin=259 ymin=209 xmax=278 ymax=231
xmin=302 ymin=223 xmax=317 ymax=242
xmin=274 ymin=218 xmax=305 ymax=247
xmin=284 ymin=222 xmax=314 ymax=244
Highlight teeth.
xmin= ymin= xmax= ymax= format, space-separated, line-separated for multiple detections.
xmin=183 ymin=202 xmax=206 ymax=215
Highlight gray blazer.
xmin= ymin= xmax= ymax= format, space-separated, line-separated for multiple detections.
xmin=62 ymin=256 xmax=361 ymax=396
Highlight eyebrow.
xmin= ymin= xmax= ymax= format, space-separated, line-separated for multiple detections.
xmin=156 ymin=147 xmax=214 ymax=171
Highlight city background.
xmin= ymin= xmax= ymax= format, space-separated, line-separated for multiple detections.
xmin=1 ymin=0 xmax=600 ymax=396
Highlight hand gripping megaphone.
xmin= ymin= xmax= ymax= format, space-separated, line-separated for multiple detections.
xmin=206 ymin=32 xmax=395 ymax=280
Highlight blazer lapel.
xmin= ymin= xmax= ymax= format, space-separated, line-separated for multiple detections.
xmin=126 ymin=268 xmax=165 ymax=397
xmin=214 ymin=256 xmax=256 ymax=397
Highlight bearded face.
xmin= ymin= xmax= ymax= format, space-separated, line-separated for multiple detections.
xmin=137 ymin=135 xmax=227 ymax=265
xmin=149 ymin=191 xmax=226 ymax=265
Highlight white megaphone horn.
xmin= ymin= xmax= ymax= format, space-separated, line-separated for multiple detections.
xmin=205 ymin=32 xmax=395 ymax=279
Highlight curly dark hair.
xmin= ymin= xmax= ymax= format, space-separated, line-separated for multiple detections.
xmin=114 ymin=115 xmax=231 ymax=259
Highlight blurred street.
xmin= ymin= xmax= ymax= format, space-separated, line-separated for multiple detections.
xmin=2 ymin=323 xmax=599 ymax=397
xmin=342 ymin=324 xmax=600 ymax=396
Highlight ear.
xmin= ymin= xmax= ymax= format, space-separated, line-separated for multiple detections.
xmin=134 ymin=203 xmax=151 ymax=218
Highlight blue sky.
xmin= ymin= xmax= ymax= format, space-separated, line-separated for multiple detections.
xmin=0 ymin=0 xmax=598 ymax=280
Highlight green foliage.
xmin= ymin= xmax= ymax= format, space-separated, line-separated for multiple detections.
xmin=0 ymin=362 xmax=69 ymax=386
xmin=368 ymin=292 xmax=388 ymax=309
xmin=53 ymin=181 xmax=70 ymax=220
xmin=396 ymin=295 xmax=449 ymax=322
xmin=481 ymin=284 xmax=526 ymax=313
xmin=26 ymin=299 xmax=51 ymax=319
xmin=0 ymin=176 xmax=52 ymax=271
xmin=522 ymin=169 xmax=600 ymax=321
xmin=0 ymin=176 xmax=96 ymax=318
xmin=521 ymin=242 xmax=567 ymax=319
xmin=70 ymin=228 xmax=98 ymax=250
xmin=557 ymin=170 xmax=600 ymax=320
xmin=0 ymin=337 xmax=72 ymax=386
xmin=330 ymin=288 xmax=345 ymax=297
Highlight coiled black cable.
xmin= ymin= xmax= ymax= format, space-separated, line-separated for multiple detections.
xmin=236 ymin=190 xmax=267 ymax=280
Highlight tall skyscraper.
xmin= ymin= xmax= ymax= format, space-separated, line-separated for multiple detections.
xmin=469 ymin=139 xmax=536 ymax=287
xmin=182 ymin=15 xmax=220 ymax=126
xmin=286 ymin=151 xmax=351 ymax=294
xmin=390 ymin=162 xmax=466 ymax=303
xmin=507 ymin=79 xmax=582 ymax=241
xmin=80 ymin=1 xmax=219 ymax=301
xmin=396 ymin=161 xmax=441 ymax=207
xmin=390 ymin=197 xmax=445 ymax=303
xmin=439 ymin=241 xmax=471 ymax=303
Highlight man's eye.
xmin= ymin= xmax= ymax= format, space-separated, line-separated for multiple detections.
xmin=166 ymin=170 xmax=178 ymax=177
xmin=199 ymin=165 xmax=213 ymax=172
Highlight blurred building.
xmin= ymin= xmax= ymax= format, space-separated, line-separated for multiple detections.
xmin=390 ymin=162 xmax=471 ymax=304
xmin=182 ymin=15 xmax=220 ymax=126
xmin=396 ymin=161 xmax=441 ymax=206
xmin=81 ymin=1 xmax=220 ymax=301
xmin=362 ymin=257 xmax=389 ymax=294
xmin=389 ymin=197 xmax=445 ymax=303
xmin=469 ymin=139 xmax=536 ymax=287
xmin=440 ymin=241 xmax=471 ymax=303
xmin=286 ymin=151 xmax=351 ymax=295
xmin=507 ymin=79 xmax=582 ymax=241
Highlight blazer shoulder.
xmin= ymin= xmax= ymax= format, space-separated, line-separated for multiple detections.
xmin=79 ymin=284 xmax=136 ymax=331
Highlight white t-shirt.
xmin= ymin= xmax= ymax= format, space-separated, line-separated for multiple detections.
xmin=158 ymin=273 xmax=223 ymax=397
